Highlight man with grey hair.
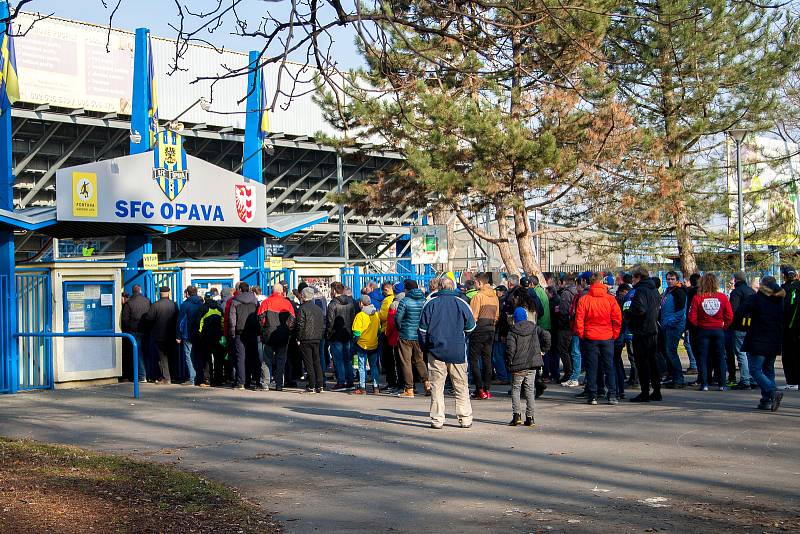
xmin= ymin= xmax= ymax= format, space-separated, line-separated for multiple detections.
xmin=419 ymin=277 xmax=477 ymax=428
xmin=296 ymin=286 xmax=326 ymax=392
xmin=729 ymin=271 xmax=755 ymax=389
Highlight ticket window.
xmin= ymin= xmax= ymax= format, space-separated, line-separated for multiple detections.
xmin=62 ymin=281 xmax=116 ymax=373
xmin=192 ymin=278 xmax=234 ymax=294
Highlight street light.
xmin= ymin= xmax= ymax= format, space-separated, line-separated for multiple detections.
xmin=729 ymin=128 xmax=748 ymax=272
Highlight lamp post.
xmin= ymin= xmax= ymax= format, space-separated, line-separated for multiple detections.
xmin=729 ymin=128 xmax=748 ymax=272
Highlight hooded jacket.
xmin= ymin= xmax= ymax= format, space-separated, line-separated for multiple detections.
xmin=418 ymin=289 xmax=476 ymax=364
xmin=505 ymin=320 xmax=551 ymax=373
xmin=575 ymin=283 xmax=622 ymax=341
xmin=556 ymin=284 xmax=579 ymax=330
xmin=688 ymin=291 xmax=733 ymax=330
xmin=395 ymin=288 xmax=425 ymax=340
xmin=353 ymin=304 xmax=380 ymax=350
xmin=257 ymin=292 xmax=296 ymax=346
xmin=296 ymin=300 xmax=325 ymax=342
xmin=659 ymin=285 xmax=687 ymax=330
xmin=469 ymin=284 xmax=500 ymax=336
xmin=228 ymin=291 xmax=259 ymax=337
xmin=740 ymin=284 xmax=785 ymax=355
xmin=177 ymin=294 xmax=205 ymax=341
xmin=379 ymin=288 xmax=395 ymax=332
xmin=624 ymin=278 xmax=660 ymax=336
xmin=532 ymin=285 xmax=551 ymax=330
xmin=326 ymin=294 xmax=358 ymax=342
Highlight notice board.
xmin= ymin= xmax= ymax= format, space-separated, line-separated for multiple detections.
xmin=62 ymin=281 xmax=116 ymax=373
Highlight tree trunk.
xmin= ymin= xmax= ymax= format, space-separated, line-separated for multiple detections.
xmin=495 ymin=205 xmax=521 ymax=276
xmin=513 ymin=204 xmax=544 ymax=279
xmin=674 ymin=203 xmax=699 ymax=278
xmin=431 ymin=206 xmax=456 ymax=273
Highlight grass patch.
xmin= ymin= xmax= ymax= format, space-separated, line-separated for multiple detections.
xmin=0 ymin=437 xmax=280 ymax=533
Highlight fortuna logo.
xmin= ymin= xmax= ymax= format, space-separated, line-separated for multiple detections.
xmin=235 ymin=184 xmax=256 ymax=223
xmin=702 ymin=298 xmax=721 ymax=316
xmin=153 ymin=130 xmax=190 ymax=201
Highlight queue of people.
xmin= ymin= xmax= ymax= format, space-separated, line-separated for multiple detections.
xmin=120 ymin=263 xmax=800 ymax=429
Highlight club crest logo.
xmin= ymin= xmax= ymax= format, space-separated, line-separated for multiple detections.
xmin=702 ymin=298 xmax=721 ymax=316
xmin=153 ymin=130 xmax=190 ymax=201
xmin=235 ymin=184 xmax=256 ymax=223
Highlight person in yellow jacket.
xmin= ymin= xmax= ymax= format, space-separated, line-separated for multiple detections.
xmin=377 ymin=282 xmax=400 ymax=391
xmin=352 ymin=295 xmax=381 ymax=395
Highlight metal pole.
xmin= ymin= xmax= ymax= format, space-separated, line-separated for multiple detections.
xmin=735 ymin=138 xmax=745 ymax=272
xmin=337 ymin=152 xmax=347 ymax=264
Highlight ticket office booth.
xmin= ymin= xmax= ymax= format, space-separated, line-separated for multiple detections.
xmin=160 ymin=260 xmax=242 ymax=294
xmin=49 ymin=261 xmax=126 ymax=387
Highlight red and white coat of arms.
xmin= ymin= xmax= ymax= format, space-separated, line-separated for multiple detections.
xmin=235 ymin=184 xmax=256 ymax=223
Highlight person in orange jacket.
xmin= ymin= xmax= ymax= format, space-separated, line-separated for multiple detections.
xmin=574 ymin=273 xmax=622 ymax=405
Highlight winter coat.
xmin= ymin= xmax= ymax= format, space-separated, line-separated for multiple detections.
xmin=121 ymin=294 xmax=150 ymax=333
xmin=177 ymin=294 xmax=205 ymax=341
xmin=624 ymin=278 xmax=660 ymax=336
xmin=532 ymin=285 xmax=551 ymax=330
xmin=469 ymin=285 xmax=500 ymax=335
xmin=574 ymin=283 xmax=622 ymax=341
xmin=688 ymin=292 xmax=733 ymax=331
xmin=783 ymin=280 xmax=800 ymax=335
xmin=505 ymin=321 xmax=552 ymax=373
xmin=395 ymin=288 xmax=425 ymax=340
xmin=353 ymin=305 xmax=380 ymax=350
xmin=296 ymin=300 xmax=325 ymax=342
xmin=556 ymin=284 xmax=578 ymax=330
xmin=142 ymin=297 xmax=178 ymax=342
xmin=199 ymin=305 xmax=224 ymax=344
xmin=418 ymin=289 xmax=477 ymax=364
xmin=326 ymin=295 xmax=358 ymax=342
xmin=739 ymin=284 xmax=785 ymax=355
xmin=257 ymin=293 xmax=296 ymax=346
xmin=228 ymin=291 xmax=259 ymax=337
xmin=379 ymin=289 xmax=394 ymax=332
xmin=385 ymin=307 xmax=400 ymax=346
xmin=659 ymin=286 xmax=687 ymax=330
xmin=367 ymin=287 xmax=384 ymax=309
xmin=729 ymin=280 xmax=755 ymax=313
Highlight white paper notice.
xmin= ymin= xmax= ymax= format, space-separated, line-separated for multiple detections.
xmin=84 ymin=285 xmax=101 ymax=300
xmin=68 ymin=311 xmax=85 ymax=332
xmin=100 ymin=293 xmax=113 ymax=307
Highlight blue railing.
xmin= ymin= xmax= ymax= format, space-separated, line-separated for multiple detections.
xmin=240 ymin=267 xmax=296 ymax=294
xmin=0 ymin=274 xmax=10 ymax=393
xmin=13 ymin=332 xmax=141 ymax=399
xmin=340 ymin=265 xmax=438 ymax=296
xmin=15 ymin=269 xmax=52 ymax=391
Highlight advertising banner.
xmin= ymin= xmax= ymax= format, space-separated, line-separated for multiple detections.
xmin=56 ymin=145 xmax=268 ymax=228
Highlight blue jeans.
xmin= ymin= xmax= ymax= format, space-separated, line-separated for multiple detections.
xmin=581 ymin=338 xmax=616 ymax=398
xmin=182 ymin=339 xmax=196 ymax=384
xmin=747 ymin=354 xmax=776 ymax=403
xmin=569 ymin=335 xmax=582 ymax=381
xmin=545 ymin=348 xmax=561 ymax=380
xmin=733 ymin=330 xmax=751 ymax=385
xmin=132 ymin=333 xmax=147 ymax=381
xmin=357 ymin=347 xmax=380 ymax=389
xmin=684 ymin=330 xmax=697 ymax=369
xmin=694 ymin=329 xmax=727 ymax=387
xmin=663 ymin=326 xmax=685 ymax=384
xmin=319 ymin=339 xmax=328 ymax=386
xmin=330 ymin=340 xmax=355 ymax=386
xmin=492 ymin=340 xmax=510 ymax=382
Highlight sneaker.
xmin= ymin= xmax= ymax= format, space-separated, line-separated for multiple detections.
xmin=330 ymin=383 xmax=347 ymax=391
xmin=719 ymin=386 xmax=728 ymax=392
xmin=732 ymin=382 xmax=750 ymax=390
xmin=424 ymin=388 xmax=432 ymax=397
xmin=587 ymin=398 xmax=598 ymax=405
xmin=523 ymin=416 xmax=535 ymax=427
xmin=650 ymin=391 xmax=663 ymax=401
xmin=371 ymin=385 xmax=381 ymax=395
xmin=315 ymin=388 xmax=323 ymax=394
xmin=629 ymin=394 xmax=650 ymax=403
xmin=701 ymin=386 xmax=709 ymax=391
xmin=608 ymin=397 xmax=618 ymax=405
xmin=471 ymin=389 xmax=484 ymax=400
xmin=303 ymin=387 xmax=316 ymax=394
xmin=236 ymin=385 xmax=245 ymax=391
xmin=772 ymin=392 xmax=784 ymax=412
xmin=562 ymin=380 xmax=580 ymax=387
xmin=782 ymin=384 xmax=799 ymax=390
xmin=618 ymin=393 xmax=626 ymax=400
xmin=351 ymin=388 xmax=365 ymax=395
xmin=483 ymin=391 xmax=492 ymax=399
xmin=665 ymin=382 xmax=685 ymax=389
xmin=459 ymin=423 xmax=472 ymax=429
xmin=509 ymin=413 xmax=523 ymax=426
xmin=397 ymin=388 xmax=415 ymax=398
xmin=430 ymin=423 xmax=443 ymax=429
xmin=199 ymin=383 xmax=211 ymax=388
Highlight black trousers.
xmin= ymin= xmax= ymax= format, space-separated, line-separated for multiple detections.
xmin=200 ymin=341 xmax=226 ymax=385
xmin=265 ymin=343 xmax=289 ymax=388
xmin=557 ymin=329 xmax=574 ymax=379
xmin=469 ymin=331 xmax=494 ymax=391
xmin=233 ymin=335 xmax=255 ymax=387
xmin=783 ymin=333 xmax=800 ymax=385
xmin=154 ymin=340 xmax=172 ymax=382
xmin=300 ymin=341 xmax=324 ymax=389
xmin=380 ymin=336 xmax=399 ymax=387
xmin=632 ymin=334 xmax=660 ymax=396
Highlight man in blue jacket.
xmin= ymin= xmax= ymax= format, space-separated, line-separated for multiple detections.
xmin=419 ymin=277 xmax=476 ymax=429
xmin=660 ymin=271 xmax=687 ymax=388
xmin=395 ymin=280 xmax=430 ymax=397
xmin=176 ymin=285 xmax=205 ymax=385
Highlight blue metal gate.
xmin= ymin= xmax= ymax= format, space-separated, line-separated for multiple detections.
xmin=143 ymin=268 xmax=183 ymax=301
xmin=0 ymin=274 xmax=11 ymax=393
xmin=340 ymin=266 xmax=438 ymax=296
xmin=240 ymin=268 xmax=296 ymax=294
xmin=15 ymin=269 xmax=53 ymax=390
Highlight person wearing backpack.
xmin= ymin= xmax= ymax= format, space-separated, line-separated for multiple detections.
xmin=228 ymin=282 xmax=260 ymax=391
xmin=257 ymin=283 xmax=296 ymax=391
xmin=198 ymin=292 xmax=225 ymax=387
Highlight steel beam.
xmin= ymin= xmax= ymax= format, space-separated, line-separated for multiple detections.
xmin=266 ymin=154 xmax=332 ymax=215
xmin=13 ymin=123 xmax=63 ymax=175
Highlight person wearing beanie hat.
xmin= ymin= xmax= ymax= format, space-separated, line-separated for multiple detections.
xmin=505 ymin=306 xmax=551 ymax=426
xmin=736 ymin=276 xmax=786 ymax=410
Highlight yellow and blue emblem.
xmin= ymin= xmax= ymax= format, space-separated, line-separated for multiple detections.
xmin=153 ymin=130 xmax=189 ymax=201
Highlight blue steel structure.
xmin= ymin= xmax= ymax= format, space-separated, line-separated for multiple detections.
xmin=15 ymin=269 xmax=52 ymax=390
xmin=124 ymin=28 xmax=155 ymax=294
xmin=340 ymin=266 xmax=437 ymax=297
xmin=238 ymin=51 xmax=267 ymax=285
xmin=0 ymin=0 xmax=19 ymax=393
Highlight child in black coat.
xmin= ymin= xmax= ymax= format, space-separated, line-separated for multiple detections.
xmin=505 ymin=307 xmax=551 ymax=426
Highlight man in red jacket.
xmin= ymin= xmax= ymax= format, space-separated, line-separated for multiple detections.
xmin=574 ymin=273 xmax=622 ymax=405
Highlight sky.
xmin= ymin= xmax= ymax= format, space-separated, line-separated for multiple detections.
xmin=21 ymin=0 xmax=364 ymax=70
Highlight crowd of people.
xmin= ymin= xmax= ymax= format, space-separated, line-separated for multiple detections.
xmin=120 ymin=264 xmax=800 ymax=428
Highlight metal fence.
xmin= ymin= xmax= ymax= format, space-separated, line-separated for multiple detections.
xmin=15 ymin=269 xmax=53 ymax=391
xmin=0 ymin=274 xmax=11 ymax=393
xmin=240 ymin=268 xmax=296 ymax=294
xmin=340 ymin=266 xmax=438 ymax=296
xmin=142 ymin=268 xmax=183 ymax=302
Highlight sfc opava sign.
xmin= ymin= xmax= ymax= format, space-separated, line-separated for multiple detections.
xmin=56 ymin=132 xmax=267 ymax=228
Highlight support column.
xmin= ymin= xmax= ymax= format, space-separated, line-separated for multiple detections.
xmin=239 ymin=51 xmax=265 ymax=286
xmin=0 ymin=0 xmax=19 ymax=392
xmin=124 ymin=28 xmax=153 ymax=294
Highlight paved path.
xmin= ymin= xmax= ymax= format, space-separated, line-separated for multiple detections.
xmin=1 ymin=379 xmax=798 ymax=532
